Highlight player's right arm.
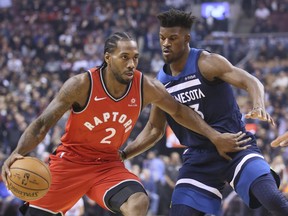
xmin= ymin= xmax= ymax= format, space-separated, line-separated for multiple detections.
xmin=1 ymin=73 xmax=90 ymax=186
xmin=122 ymin=105 xmax=166 ymax=160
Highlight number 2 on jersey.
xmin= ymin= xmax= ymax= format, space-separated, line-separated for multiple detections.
xmin=100 ymin=128 xmax=116 ymax=144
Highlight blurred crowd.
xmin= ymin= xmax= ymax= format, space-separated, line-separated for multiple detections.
xmin=242 ymin=0 xmax=288 ymax=33
xmin=1 ymin=0 xmax=288 ymax=216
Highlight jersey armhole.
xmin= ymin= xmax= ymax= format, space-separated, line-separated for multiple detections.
xmin=72 ymin=70 xmax=92 ymax=113
xmin=197 ymin=50 xmax=224 ymax=86
xmin=140 ymin=73 xmax=144 ymax=112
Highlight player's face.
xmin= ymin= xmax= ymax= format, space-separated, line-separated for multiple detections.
xmin=107 ymin=40 xmax=139 ymax=84
xmin=159 ymin=27 xmax=189 ymax=64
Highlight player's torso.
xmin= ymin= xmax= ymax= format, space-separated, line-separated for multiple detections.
xmin=61 ymin=68 xmax=143 ymax=160
xmin=157 ymin=48 xmax=244 ymax=148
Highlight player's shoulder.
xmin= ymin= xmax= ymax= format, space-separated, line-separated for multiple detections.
xmin=198 ymin=50 xmax=228 ymax=71
xmin=142 ymin=74 xmax=167 ymax=105
xmin=66 ymin=71 xmax=90 ymax=86
xmin=199 ymin=50 xmax=214 ymax=61
xmin=60 ymin=71 xmax=90 ymax=97
xmin=199 ymin=50 xmax=226 ymax=63
xmin=57 ymin=72 xmax=91 ymax=105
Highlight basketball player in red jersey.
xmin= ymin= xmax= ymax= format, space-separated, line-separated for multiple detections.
xmin=2 ymin=32 xmax=250 ymax=216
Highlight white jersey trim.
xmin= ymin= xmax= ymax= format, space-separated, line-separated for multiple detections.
xmin=176 ymin=178 xmax=222 ymax=199
xmin=166 ymin=79 xmax=201 ymax=93
xmin=29 ymin=205 xmax=64 ymax=215
xmin=138 ymin=73 xmax=143 ymax=116
xmin=100 ymin=68 xmax=132 ymax=102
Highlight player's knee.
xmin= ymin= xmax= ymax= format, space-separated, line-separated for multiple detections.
xmin=107 ymin=182 xmax=148 ymax=214
xmin=121 ymin=192 xmax=149 ymax=214
xmin=131 ymin=192 xmax=149 ymax=209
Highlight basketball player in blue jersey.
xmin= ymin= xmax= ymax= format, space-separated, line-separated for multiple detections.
xmin=122 ymin=9 xmax=288 ymax=216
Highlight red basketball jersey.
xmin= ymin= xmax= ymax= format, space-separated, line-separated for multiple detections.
xmin=60 ymin=67 xmax=143 ymax=161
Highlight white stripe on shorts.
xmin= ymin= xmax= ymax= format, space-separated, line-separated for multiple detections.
xmin=229 ymin=153 xmax=264 ymax=189
xmin=176 ymin=178 xmax=222 ymax=199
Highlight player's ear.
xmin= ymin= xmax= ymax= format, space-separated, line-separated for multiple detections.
xmin=104 ymin=52 xmax=110 ymax=65
xmin=185 ymin=34 xmax=190 ymax=43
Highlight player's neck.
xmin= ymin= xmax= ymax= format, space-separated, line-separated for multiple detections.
xmin=169 ymin=51 xmax=190 ymax=76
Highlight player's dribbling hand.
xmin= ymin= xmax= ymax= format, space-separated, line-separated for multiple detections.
xmin=1 ymin=153 xmax=24 ymax=188
xmin=212 ymin=131 xmax=252 ymax=161
xmin=245 ymin=107 xmax=275 ymax=126
xmin=271 ymin=132 xmax=288 ymax=147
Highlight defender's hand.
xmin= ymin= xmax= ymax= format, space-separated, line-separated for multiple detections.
xmin=245 ymin=107 xmax=275 ymax=126
xmin=271 ymin=132 xmax=288 ymax=147
xmin=212 ymin=131 xmax=252 ymax=161
xmin=1 ymin=154 xmax=24 ymax=189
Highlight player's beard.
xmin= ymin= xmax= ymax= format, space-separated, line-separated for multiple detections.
xmin=163 ymin=54 xmax=178 ymax=64
xmin=163 ymin=55 xmax=173 ymax=64
xmin=112 ymin=69 xmax=131 ymax=85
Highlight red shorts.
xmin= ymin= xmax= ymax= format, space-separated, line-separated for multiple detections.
xmin=29 ymin=148 xmax=143 ymax=214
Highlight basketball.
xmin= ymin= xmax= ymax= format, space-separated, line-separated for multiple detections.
xmin=7 ymin=156 xmax=51 ymax=201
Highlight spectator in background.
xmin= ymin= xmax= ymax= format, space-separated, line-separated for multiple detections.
xmin=142 ymin=151 xmax=165 ymax=185
xmin=261 ymin=18 xmax=278 ymax=33
xmin=254 ymin=2 xmax=271 ymax=21
xmin=194 ymin=20 xmax=208 ymax=41
xmin=140 ymin=168 xmax=159 ymax=216
xmin=7 ymin=53 xmax=23 ymax=73
xmin=0 ymin=162 xmax=23 ymax=216
xmin=242 ymin=0 xmax=254 ymax=17
xmin=142 ymin=151 xmax=166 ymax=215
xmin=273 ymin=42 xmax=287 ymax=60
xmin=150 ymin=52 xmax=164 ymax=75
xmin=161 ymin=152 xmax=182 ymax=215
xmin=205 ymin=12 xmax=216 ymax=33
xmin=218 ymin=12 xmax=229 ymax=32
xmin=65 ymin=197 xmax=85 ymax=216
xmin=234 ymin=37 xmax=250 ymax=63
xmin=257 ymin=44 xmax=270 ymax=61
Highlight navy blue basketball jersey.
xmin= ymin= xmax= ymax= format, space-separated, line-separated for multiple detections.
xmin=157 ymin=48 xmax=246 ymax=148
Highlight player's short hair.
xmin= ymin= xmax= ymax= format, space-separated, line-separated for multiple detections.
xmin=104 ymin=32 xmax=135 ymax=54
xmin=157 ymin=8 xmax=196 ymax=30
xmin=99 ymin=32 xmax=135 ymax=68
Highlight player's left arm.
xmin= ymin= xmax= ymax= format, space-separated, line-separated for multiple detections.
xmin=141 ymin=75 xmax=251 ymax=160
xmin=143 ymin=76 xmax=221 ymax=142
xmin=199 ymin=51 xmax=274 ymax=125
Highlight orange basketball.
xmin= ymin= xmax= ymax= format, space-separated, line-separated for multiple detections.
xmin=7 ymin=156 xmax=51 ymax=201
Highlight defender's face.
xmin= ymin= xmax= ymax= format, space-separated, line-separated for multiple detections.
xmin=159 ymin=27 xmax=189 ymax=64
xmin=106 ymin=40 xmax=139 ymax=84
